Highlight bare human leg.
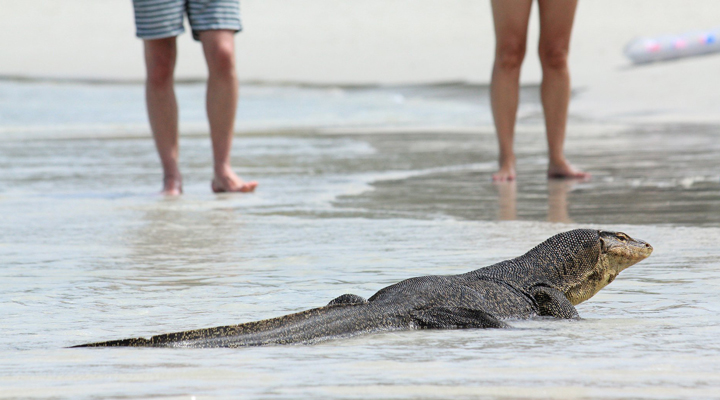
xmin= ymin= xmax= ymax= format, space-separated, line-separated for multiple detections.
xmin=144 ymin=37 xmax=183 ymax=195
xmin=537 ymin=0 xmax=589 ymax=179
xmin=198 ymin=30 xmax=257 ymax=193
xmin=490 ymin=0 xmax=532 ymax=182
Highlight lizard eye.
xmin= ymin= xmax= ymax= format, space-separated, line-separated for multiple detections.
xmin=615 ymin=233 xmax=629 ymax=241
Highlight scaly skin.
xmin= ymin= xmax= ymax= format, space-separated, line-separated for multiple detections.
xmin=73 ymin=229 xmax=652 ymax=348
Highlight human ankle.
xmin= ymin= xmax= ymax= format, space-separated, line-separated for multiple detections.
xmin=213 ymin=162 xmax=233 ymax=176
xmin=498 ymin=154 xmax=515 ymax=168
xmin=548 ymin=155 xmax=569 ymax=168
xmin=163 ymin=171 xmax=181 ymax=182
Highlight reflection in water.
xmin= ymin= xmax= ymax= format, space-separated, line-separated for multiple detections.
xmin=126 ymin=198 xmax=248 ymax=285
xmin=495 ymin=181 xmax=517 ymax=220
xmin=494 ymin=179 xmax=579 ymax=223
xmin=547 ymin=179 xmax=577 ymax=223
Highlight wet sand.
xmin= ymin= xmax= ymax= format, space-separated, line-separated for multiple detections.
xmin=331 ymin=126 xmax=720 ymax=226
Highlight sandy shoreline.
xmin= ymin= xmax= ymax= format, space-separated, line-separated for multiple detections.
xmin=1 ymin=79 xmax=718 ymax=142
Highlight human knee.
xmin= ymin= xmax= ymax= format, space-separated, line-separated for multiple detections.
xmin=146 ymin=56 xmax=175 ymax=88
xmin=495 ymin=40 xmax=527 ymax=71
xmin=207 ymin=42 xmax=236 ymax=78
xmin=144 ymin=39 xmax=176 ymax=87
xmin=539 ymin=46 xmax=569 ymax=70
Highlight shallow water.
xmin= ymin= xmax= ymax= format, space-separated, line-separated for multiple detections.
xmin=1 ymin=81 xmax=720 ymax=399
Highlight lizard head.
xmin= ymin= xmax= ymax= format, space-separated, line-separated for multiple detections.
xmin=563 ymin=230 xmax=653 ymax=305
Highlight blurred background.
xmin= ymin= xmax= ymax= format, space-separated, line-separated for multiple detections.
xmin=2 ymin=0 xmax=720 ymax=128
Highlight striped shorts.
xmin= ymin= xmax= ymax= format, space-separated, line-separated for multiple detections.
xmin=132 ymin=0 xmax=242 ymax=41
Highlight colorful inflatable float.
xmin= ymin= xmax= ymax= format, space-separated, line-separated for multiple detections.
xmin=625 ymin=28 xmax=720 ymax=64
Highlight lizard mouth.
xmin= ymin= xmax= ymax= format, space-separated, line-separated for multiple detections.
xmin=607 ymin=238 xmax=653 ymax=267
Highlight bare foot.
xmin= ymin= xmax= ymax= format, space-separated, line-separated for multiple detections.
xmin=161 ymin=176 xmax=183 ymax=196
xmin=211 ymin=167 xmax=258 ymax=193
xmin=493 ymin=159 xmax=516 ymax=182
xmin=548 ymin=159 xmax=591 ymax=180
